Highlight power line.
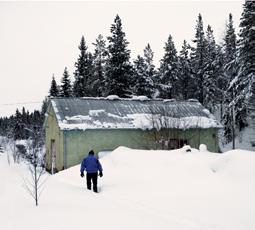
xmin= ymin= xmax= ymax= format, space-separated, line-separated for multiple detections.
xmin=0 ymin=101 xmax=42 ymax=106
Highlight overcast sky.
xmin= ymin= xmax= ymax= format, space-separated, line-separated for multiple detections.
xmin=0 ymin=0 xmax=243 ymax=117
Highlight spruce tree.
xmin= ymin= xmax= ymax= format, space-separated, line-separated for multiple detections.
xmin=144 ymin=44 xmax=156 ymax=79
xmin=223 ymin=13 xmax=238 ymax=95
xmin=60 ymin=67 xmax=72 ymax=97
xmin=86 ymin=52 xmax=95 ymax=96
xmin=133 ymin=55 xmax=154 ymax=97
xmin=158 ymin=35 xmax=179 ymax=99
xmin=234 ymin=0 xmax=255 ymax=130
xmin=41 ymin=97 xmax=49 ymax=116
xmin=190 ymin=14 xmax=207 ymax=104
xmin=92 ymin=34 xmax=108 ymax=97
xmin=143 ymin=44 xmax=156 ymax=97
xmin=214 ymin=44 xmax=225 ymax=108
xmin=222 ymin=13 xmax=238 ymax=142
xmin=224 ymin=14 xmax=237 ymax=70
xmin=178 ymin=40 xmax=194 ymax=100
xmin=14 ymin=109 xmax=22 ymax=140
xmin=105 ymin=15 xmax=133 ymax=97
xmin=203 ymin=25 xmax=223 ymax=112
xmin=73 ymin=36 xmax=93 ymax=97
xmin=21 ymin=107 xmax=29 ymax=139
xmin=49 ymin=75 xmax=59 ymax=97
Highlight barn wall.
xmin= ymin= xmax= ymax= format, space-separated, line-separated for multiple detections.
xmin=62 ymin=128 xmax=219 ymax=169
xmin=184 ymin=128 xmax=218 ymax=151
xmin=44 ymin=104 xmax=64 ymax=172
xmin=63 ymin=129 xmax=156 ymax=168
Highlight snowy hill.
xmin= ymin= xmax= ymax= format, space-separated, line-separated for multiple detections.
xmin=0 ymin=146 xmax=255 ymax=230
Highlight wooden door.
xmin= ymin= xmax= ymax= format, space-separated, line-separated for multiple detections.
xmin=50 ymin=139 xmax=56 ymax=174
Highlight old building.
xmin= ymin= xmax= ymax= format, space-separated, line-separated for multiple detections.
xmin=43 ymin=97 xmax=221 ymax=173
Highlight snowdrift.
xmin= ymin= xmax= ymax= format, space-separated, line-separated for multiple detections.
xmin=1 ymin=146 xmax=255 ymax=230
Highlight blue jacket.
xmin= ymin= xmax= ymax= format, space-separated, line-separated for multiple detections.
xmin=80 ymin=155 xmax=103 ymax=174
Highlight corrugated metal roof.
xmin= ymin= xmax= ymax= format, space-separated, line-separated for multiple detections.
xmin=49 ymin=97 xmax=221 ymax=130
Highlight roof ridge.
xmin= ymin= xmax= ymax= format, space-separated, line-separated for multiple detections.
xmin=50 ymin=96 xmax=201 ymax=103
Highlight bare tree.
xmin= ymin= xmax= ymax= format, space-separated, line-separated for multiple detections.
xmin=0 ymin=136 xmax=12 ymax=165
xmin=23 ymin=127 xmax=46 ymax=206
xmin=3 ymin=128 xmax=22 ymax=164
xmin=149 ymin=104 xmax=184 ymax=150
xmin=5 ymin=137 xmax=15 ymax=165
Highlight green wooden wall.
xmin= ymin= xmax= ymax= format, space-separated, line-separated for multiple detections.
xmin=44 ymin=104 xmax=64 ymax=172
xmin=62 ymin=128 xmax=218 ymax=169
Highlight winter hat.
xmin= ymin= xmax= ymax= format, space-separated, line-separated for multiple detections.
xmin=88 ymin=150 xmax=95 ymax=155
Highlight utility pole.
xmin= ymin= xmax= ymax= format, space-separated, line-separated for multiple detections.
xmin=231 ymin=89 xmax=235 ymax=149
xmin=33 ymin=130 xmax=38 ymax=206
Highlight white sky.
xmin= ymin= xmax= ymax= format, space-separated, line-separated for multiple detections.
xmin=0 ymin=0 xmax=243 ymax=117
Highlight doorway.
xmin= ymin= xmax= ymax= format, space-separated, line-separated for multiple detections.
xmin=50 ymin=139 xmax=56 ymax=174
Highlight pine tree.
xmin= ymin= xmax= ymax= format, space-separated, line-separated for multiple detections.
xmin=92 ymin=34 xmax=108 ymax=97
xmin=190 ymin=14 xmax=207 ymax=104
xmin=233 ymin=0 xmax=255 ymax=130
xmin=203 ymin=25 xmax=223 ymax=112
xmin=224 ymin=14 xmax=237 ymax=69
xmin=60 ymin=67 xmax=72 ymax=97
xmin=178 ymin=40 xmax=194 ymax=100
xmin=13 ymin=109 xmax=22 ymax=140
xmin=21 ymin=107 xmax=29 ymax=139
xmin=144 ymin=44 xmax=156 ymax=79
xmin=222 ymin=13 xmax=238 ymax=142
xmin=223 ymin=13 xmax=238 ymax=95
xmin=86 ymin=52 xmax=95 ymax=96
xmin=105 ymin=15 xmax=133 ymax=97
xmin=214 ymin=44 xmax=225 ymax=107
xmin=49 ymin=75 xmax=59 ymax=97
xmin=73 ymin=36 xmax=93 ymax=97
xmin=158 ymin=35 xmax=179 ymax=99
xmin=41 ymin=97 xmax=49 ymax=117
xmin=133 ymin=55 xmax=154 ymax=97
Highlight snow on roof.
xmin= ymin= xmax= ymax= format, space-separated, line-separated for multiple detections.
xmin=105 ymin=95 xmax=120 ymax=100
xmin=50 ymin=97 xmax=222 ymax=130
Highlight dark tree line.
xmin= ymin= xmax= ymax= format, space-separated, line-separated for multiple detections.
xmin=0 ymin=99 xmax=48 ymax=141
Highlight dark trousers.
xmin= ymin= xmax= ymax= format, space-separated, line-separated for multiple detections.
xmin=86 ymin=172 xmax=98 ymax=192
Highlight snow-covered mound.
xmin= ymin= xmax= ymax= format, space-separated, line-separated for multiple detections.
xmin=1 ymin=146 xmax=255 ymax=230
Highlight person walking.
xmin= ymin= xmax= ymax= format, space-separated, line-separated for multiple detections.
xmin=80 ymin=150 xmax=103 ymax=193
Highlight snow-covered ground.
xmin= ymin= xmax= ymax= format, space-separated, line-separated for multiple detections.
xmin=221 ymin=115 xmax=255 ymax=152
xmin=0 ymin=146 xmax=255 ymax=230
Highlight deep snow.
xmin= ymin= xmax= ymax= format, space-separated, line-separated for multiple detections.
xmin=0 ymin=146 xmax=255 ymax=230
